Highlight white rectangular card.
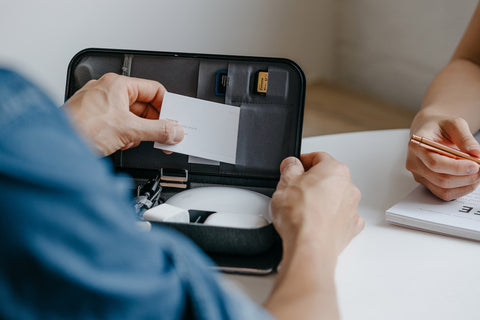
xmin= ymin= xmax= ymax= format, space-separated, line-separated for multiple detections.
xmin=154 ymin=92 xmax=240 ymax=164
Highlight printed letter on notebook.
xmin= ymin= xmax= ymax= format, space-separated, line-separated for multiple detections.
xmin=154 ymin=92 xmax=240 ymax=164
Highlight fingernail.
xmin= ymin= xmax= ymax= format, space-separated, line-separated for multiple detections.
xmin=173 ymin=125 xmax=184 ymax=143
xmin=280 ymin=157 xmax=298 ymax=173
xmin=467 ymin=146 xmax=480 ymax=156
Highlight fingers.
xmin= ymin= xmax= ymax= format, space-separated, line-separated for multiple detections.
xmin=355 ymin=215 xmax=366 ymax=236
xmin=272 ymin=152 xmax=363 ymax=255
xmin=331 ymin=182 xmax=364 ymax=252
xmin=407 ymin=118 xmax=480 ymax=200
xmin=408 ymin=152 xmax=480 ymax=188
xmin=300 ymin=152 xmax=333 ymax=170
xmin=94 ymin=73 xmax=167 ymax=117
xmin=413 ymin=173 xmax=480 ymax=201
xmin=411 ymin=140 xmax=480 ymax=175
xmin=122 ymin=76 xmax=184 ymax=146
xmin=278 ymin=152 xmax=344 ymax=187
xmin=301 ymin=152 xmax=351 ymax=180
xmin=131 ymin=117 xmax=184 ymax=145
xmin=440 ymin=118 xmax=480 ymax=157
xmin=130 ymin=102 xmax=160 ymax=119
xmin=123 ymin=76 xmax=166 ymax=113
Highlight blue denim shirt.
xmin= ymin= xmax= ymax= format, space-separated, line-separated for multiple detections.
xmin=0 ymin=69 xmax=274 ymax=320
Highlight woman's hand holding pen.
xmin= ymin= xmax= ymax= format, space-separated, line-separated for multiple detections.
xmin=406 ymin=111 xmax=480 ymax=201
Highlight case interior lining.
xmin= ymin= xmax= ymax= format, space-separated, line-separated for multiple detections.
xmin=68 ymin=52 xmax=301 ymax=181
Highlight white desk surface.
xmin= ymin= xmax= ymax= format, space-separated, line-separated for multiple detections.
xmin=226 ymin=129 xmax=480 ymax=320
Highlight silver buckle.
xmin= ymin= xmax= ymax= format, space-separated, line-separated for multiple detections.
xmin=160 ymin=168 xmax=188 ymax=189
xmin=121 ymin=54 xmax=134 ymax=76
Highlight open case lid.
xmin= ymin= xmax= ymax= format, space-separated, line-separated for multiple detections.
xmin=65 ymin=48 xmax=305 ymax=190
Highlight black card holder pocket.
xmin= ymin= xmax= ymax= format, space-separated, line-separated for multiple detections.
xmin=130 ymin=55 xmax=199 ymax=96
xmin=265 ymin=66 xmax=290 ymax=100
xmin=225 ymin=62 xmax=258 ymax=105
xmin=235 ymin=103 xmax=293 ymax=172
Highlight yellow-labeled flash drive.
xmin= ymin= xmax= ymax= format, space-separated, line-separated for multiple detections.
xmin=255 ymin=71 xmax=268 ymax=94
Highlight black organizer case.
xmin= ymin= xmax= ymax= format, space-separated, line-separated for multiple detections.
xmin=65 ymin=48 xmax=306 ymax=275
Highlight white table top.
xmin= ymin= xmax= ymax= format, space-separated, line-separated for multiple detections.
xmin=226 ymin=129 xmax=480 ymax=320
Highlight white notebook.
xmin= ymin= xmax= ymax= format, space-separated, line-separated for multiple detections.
xmin=386 ymin=185 xmax=480 ymax=241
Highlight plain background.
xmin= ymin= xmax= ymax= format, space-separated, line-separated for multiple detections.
xmin=0 ymin=0 xmax=477 ymax=110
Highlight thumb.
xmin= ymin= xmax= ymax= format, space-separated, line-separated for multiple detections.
xmin=279 ymin=157 xmax=305 ymax=185
xmin=443 ymin=119 xmax=480 ymax=157
xmin=132 ymin=117 xmax=184 ymax=144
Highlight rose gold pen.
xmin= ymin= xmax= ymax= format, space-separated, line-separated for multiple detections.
xmin=410 ymin=134 xmax=480 ymax=164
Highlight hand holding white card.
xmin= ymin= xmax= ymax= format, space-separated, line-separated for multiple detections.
xmin=154 ymin=92 xmax=240 ymax=164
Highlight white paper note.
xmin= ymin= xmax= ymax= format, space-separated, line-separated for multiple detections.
xmin=154 ymin=92 xmax=240 ymax=164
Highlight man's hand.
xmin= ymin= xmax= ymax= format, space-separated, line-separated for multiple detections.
xmin=63 ymin=73 xmax=184 ymax=156
xmin=265 ymin=152 xmax=364 ymax=320
xmin=271 ymin=152 xmax=364 ymax=256
xmin=407 ymin=112 xmax=480 ymax=201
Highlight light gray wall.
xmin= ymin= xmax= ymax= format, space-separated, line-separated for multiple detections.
xmin=0 ymin=0 xmax=335 ymax=104
xmin=334 ymin=0 xmax=479 ymax=110
xmin=2 ymin=1 xmax=475 ymax=111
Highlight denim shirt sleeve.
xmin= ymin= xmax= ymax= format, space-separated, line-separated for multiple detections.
xmin=0 ymin=69 xmax=274 ymax=320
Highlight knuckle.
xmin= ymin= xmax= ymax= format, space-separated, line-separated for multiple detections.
xmin=449 ymin=117 xmax=467 ymax=128
xmin=432 ymin=185 xmax=466 ymax=201
xmin=317 ymin=151 xmax=331 ymax=159
xmin=462 ymin=183 xmax=478 ymax=196
xmin=335 ymin=162 xmax=350 ymax=177
xmin=271 ymin=188 xmax=302 ymax=219
xmin=405 ymin=160 xmax=414 ymax=172
xmin=285 ymin=184 xmax=306 ymax=200
xmin=451 ymin=161 xmax=468 ymax=174
xmin=441 ymin=117 xmax=465 ymax=131
xmin=162 ymin=122 xmax=175 ymax=143
xmin=279 ymin=185 xmax=307 ymax=212
xmin=321 ymin=158 xmax=349 ymax=176
xmin=101 ymin=72 xmax=118 ymax=81
xmin=356 ymin=215 xmax=365 ymax=232
xmin=310 ymin=151 xmax=332 ymax=164
xmin=98 ymin=73 xmax=124 ymax=89
xmin=355 ymin=212 xmax=365 ymax=233
xmin=438 ymin=189 xmax=456 ymax=201
xmin=423 ymin=156 xmax=441 ymax=172
xmin=412 ymin=173 xmax=423 ymax=184
xmin=459 ymin=135 xmax=475 ymax=148
xmin=351 ymin=185 xmax=362 ymax=202
xmin=275 ymin=178 xmax=289 ymax=190
xmin=405 ymin=153 xmax=418 ymax=172
xmin=464 ymin=184 xmax=477 ymax=195
xmin=85 ymin=79 xmax=97 ymax=86
xmin=270 ymin=194 xmax=281 ymax=212
xmin=433 ymin=175 xmax=450 ymax=189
